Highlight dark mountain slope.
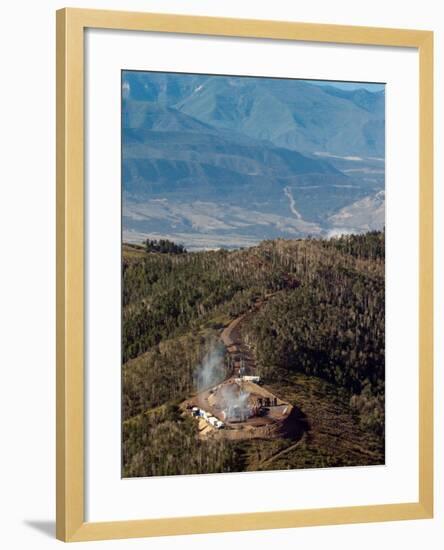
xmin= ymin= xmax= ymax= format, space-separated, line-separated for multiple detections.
xmin=123 ymin=72 xmax=385 ymax=157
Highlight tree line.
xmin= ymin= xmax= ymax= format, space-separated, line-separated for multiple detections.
xmin=145 ymin=238 xmax=187 ymax=254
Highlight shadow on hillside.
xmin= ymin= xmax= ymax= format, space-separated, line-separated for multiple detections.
xmin=280 ymin=405 xmax=310 ymax=440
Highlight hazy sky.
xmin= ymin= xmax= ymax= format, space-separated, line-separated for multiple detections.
xmin=122 ymin=71 xmax=385 ymax=95
xmin=309 ymin=80 xmax=385 ymax=92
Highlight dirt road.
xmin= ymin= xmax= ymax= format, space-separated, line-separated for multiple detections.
xmin=220 ymin=297 xmax=275 ymax=377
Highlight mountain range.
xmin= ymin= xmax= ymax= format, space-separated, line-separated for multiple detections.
xmin=122 ymin=71 xmax=385 ymax=250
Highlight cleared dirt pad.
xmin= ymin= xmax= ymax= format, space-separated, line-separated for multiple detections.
xmin=182 ymin=377 xmax=298 ymax=441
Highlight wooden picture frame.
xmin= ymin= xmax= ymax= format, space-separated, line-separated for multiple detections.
xmin=56 ymin=7 xmax=433 ymax=542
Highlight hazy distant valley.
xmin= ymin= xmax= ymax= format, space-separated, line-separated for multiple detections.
xmin=122 ymin=72 xmax=385 ymax=250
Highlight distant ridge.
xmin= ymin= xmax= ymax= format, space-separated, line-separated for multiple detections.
xmin=122 ymin=72 xmax=385 ymax=249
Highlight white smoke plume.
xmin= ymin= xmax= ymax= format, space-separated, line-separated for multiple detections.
xmin=194 ymin=341 xmax=226 ymax=392
xmin=220 ymin=383 xmax=250 ymax=411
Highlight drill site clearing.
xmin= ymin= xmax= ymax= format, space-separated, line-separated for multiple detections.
xmin=181 ymin=377 xmax=296 ymax=440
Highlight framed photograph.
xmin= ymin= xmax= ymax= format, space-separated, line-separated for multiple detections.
xmin=56 ymin=8 xmax=434 ymax=542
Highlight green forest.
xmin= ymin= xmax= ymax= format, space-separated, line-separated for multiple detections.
xmin=122 ymin=231 xmax=385 ymax=477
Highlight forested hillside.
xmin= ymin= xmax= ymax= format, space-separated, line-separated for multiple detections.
xmin=122 ymin=231 xmax=385 ymax=477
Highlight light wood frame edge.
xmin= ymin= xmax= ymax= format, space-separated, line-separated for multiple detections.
xmin=56 ymin=7 xmax=434 ymax=542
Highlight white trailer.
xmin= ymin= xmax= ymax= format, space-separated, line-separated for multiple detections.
xmin=191 ymin=408 xmax=224 ymax=429
xmin=242 ymin=375 xmax=261 ymax=383
xmin=208 ymin=416 xmax=218 ymax=427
